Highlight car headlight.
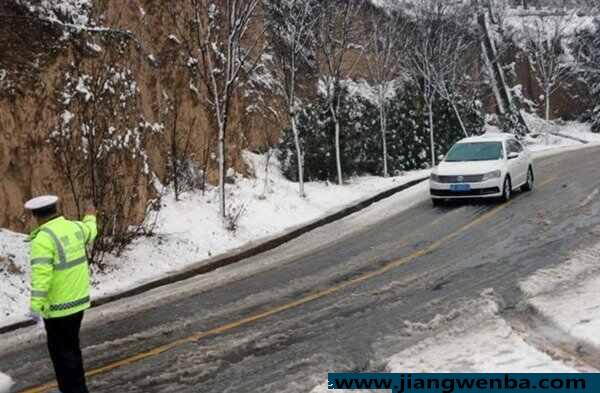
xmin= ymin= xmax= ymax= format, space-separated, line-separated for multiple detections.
xmin=481 ymin=170 xmax=501 ymax=181
xmin=430 ymin=172 xmax=440 ymax=182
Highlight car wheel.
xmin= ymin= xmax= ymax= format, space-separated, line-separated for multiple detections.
xmin=501 ymin=176 xmax=512 ymax=203
xmin=521 ymin=167 xmax=534 ymax=192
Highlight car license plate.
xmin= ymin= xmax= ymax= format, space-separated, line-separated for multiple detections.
xmin=450 ymin=184 xmax=471 ymax=192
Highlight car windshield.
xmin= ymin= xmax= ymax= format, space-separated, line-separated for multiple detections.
xmin=444 ymin=142 xmax=503 ymax=162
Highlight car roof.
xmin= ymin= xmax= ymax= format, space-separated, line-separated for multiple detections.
xmin=456 ymin=133 xmax=516 ymax=144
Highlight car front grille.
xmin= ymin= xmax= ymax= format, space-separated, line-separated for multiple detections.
xmin=437 ymin=174 xmax=485 ymax=183
xmin=430 ymin=187 xmax=501 ymax=197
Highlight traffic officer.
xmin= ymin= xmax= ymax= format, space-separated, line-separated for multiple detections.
xmin=25 ymin=195 xmax=97 ymax=393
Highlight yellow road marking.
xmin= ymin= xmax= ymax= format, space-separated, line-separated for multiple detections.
xmin=538 ymin=176 xmax=557 ymax=188
xmin=25 ymin=177 xmax=569 ymax=393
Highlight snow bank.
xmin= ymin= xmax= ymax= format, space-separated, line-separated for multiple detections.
xmin=385 ymin=290 xmax=576 ymax=373
xmin=388 ymin=314 xmax=576 ymax=373
xmin=521 ymin=242 xmax=600 ymax=347
xmin=520 ymin=113 xmax=600 ymax=153
xmin=530 ymin=274 xmax=600 ymax=349
xmin=0 ymin=151 xmax=429 ymax=328
xmin=521 ymin=242 xmax=600 ymax=298
xmin=0 ymin=372 xmax=13 ymax=393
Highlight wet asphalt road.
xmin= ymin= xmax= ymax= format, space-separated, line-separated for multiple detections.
xmin=2 ymin=146 xmax=600 ymax=393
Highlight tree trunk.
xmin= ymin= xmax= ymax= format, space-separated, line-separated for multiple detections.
xmin=218 ymin=122 xmax=226 ymax=219
xmin=451 ymin=101 xmax=469 ymax=137
xmin=172 ymin=124 xmax=179 ymax=201
xmin=482 ymin=41 xmax=505 ymax=115
xmin=545 ymin=91 xmax=551 ymax=121
xmin=379 ymin=100 xmax=389 ymax=178
xmin=330 ymin=104 xmax=343 ymax=185
xmin=291 ymin=114 xmax=305 ymax=197
xmin=428 ymin=100 xmax=436 ymax=168
xmin=263 ymin=148 xmax=271 ymax=196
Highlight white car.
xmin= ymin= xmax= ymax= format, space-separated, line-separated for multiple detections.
xmin=430 ymin=133 xmax=534 ymax=206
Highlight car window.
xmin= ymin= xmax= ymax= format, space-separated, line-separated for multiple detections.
xmin=445 ymin=142 xmax=504 ymax=162
xmin=506 ymin=140 xmax=518 ymax=154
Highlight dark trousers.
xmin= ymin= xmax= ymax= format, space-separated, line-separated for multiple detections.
xmin=44 ymin=311 xmax=89 ymax=393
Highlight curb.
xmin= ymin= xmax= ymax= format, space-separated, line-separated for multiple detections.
xmin=0 ymin=176 xmax=429 ymax=335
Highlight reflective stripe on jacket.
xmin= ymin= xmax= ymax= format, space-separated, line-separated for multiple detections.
xmin=30 ymin=215 xmax=97 ymax=318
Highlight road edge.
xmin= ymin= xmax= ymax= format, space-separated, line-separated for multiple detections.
xmin=0 ymin=176 xmax=429 ymax=335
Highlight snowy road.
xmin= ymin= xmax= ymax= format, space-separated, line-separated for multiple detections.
xmin=2 ymin=145 xmax=600 ymax=393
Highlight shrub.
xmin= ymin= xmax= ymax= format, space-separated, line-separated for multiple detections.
xmin=278 ymin=83 xmax=484 ymax=182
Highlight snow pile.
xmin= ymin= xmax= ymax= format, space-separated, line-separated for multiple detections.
xmin=521 ymin=241 xmax=600 ymax=298
xmin=521 ymin=241 xmax=600 ymax=347
xmin=519 ymin=112 xmax=600 ymax=152
xmin=387 ymin=311 xmax=577 ymax=373
xmin=309 ymin=292 xmax=576 ymax=392
xmin=483 ymin=112 xmax=599 ymax=152
xmin=17 ymin=0 xmax=92 ymax=26
xmin=0 ymin=151 xmax=429 ymax=328
xmin=521 ymin=111 xmax=558 ymax=136
xmin=385 ymin=291 xmax=578 ymax=373
xmin=529 ymin=274 xmax=600 ymax=348
xmin=554 ymin=121 xmax=600 ymax=143
xmin=0 ymin=372 xmax=13 ymax=393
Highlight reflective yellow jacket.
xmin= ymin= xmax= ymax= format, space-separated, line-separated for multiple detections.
xmin=30 ymin=215 xmax=97 ymax=318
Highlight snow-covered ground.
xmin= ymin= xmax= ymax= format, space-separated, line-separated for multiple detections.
xmin=0 ymin=372 xmax=13 ymax=393
xmin=386 ymin=299 xmax=577 ymax=373
xmin=521 ymin=112 xmax=600 ymax=152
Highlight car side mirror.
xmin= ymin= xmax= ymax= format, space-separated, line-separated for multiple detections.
xmin=508 ymin=152 xmax=519 ymax=160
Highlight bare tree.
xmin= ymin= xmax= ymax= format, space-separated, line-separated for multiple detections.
xmin=364 ymin=8 xmax=409 ymax=177
xmin=405 ymin=0 xmax=467 ymax=167
xmin=431 ymin=21 xmax=479 ymax=138
xmin=316 ymin=0 xmax=366 ymax=185
xmin=266 ymin=0 xmax=319 ymax=196
xmin=173 ymin=0 xmax=265 ymax=220
xmin=50 ymin=51 xmax=162 ymax=266
xmin=522 ymin=13 xmax=578 ymax=121
xmin=161 ymin=70 xmax=197 ymax=201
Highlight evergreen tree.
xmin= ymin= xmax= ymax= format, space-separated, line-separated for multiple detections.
xmin=278 ymin=84 xmax=484 ymax=182
xmin=574 ymin=19 xmax=600 ymax=133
